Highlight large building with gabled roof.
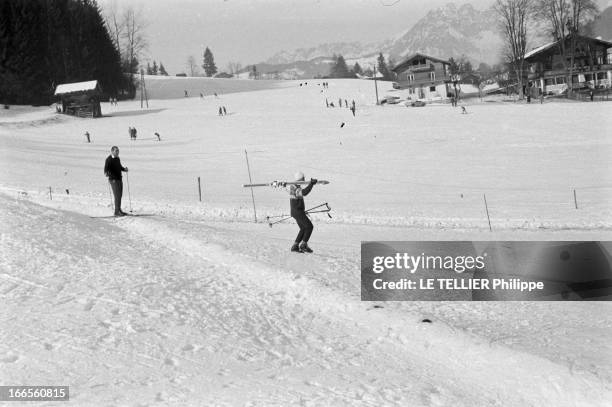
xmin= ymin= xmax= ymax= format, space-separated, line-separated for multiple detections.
xmin=523 ymin=36 xmax=612 ymax=95
xmin=391 ymin=53 xmax=452 ymax=101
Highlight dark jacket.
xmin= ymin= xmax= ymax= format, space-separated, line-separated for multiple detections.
xmin=104 ymin=155 xmax=126 ymax=180
xmin=289 ymin=182 xmax=313 ymax=215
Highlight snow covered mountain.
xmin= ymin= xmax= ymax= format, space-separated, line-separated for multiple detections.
xmin=386 ymin=3 xmax=503 ymax=65
xmin=265 ymin=41 xmax=386 ymax=65
xmin=261 ymin=3 xmax=503 ymax=75
xmin=257 ymin=2 xmax=610 ymax=79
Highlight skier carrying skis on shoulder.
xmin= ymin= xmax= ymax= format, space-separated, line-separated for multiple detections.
xmin=276 ymin=171 xmax=318 ymax=253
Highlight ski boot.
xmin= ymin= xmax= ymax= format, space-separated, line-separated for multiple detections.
xmin=299 ymin=242 xmax=313 ymax=253
xmin=291 ymin=243 xmax=302 ymax=253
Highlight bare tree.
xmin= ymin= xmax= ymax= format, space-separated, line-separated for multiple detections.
xmin=495 ymin=0 xmax=533 ymax=98
xmin=123 ymin=6 xmax=148 ymax=74
xmin=187 ymin=56 xmax=199 ymax=76
xmin=226 ymin=61 xmax=242 ymax=75
xmin=535 ymin=0 xmax=598 ymax=96
xmin=103 ymin=0 xmax=124 ymax=58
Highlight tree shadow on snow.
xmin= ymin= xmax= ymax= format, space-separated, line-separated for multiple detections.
xmin=105 ymin=108 xmax=166 ymax=118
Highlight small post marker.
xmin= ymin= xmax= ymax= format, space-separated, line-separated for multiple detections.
xmin=483 ymin=193 xmax=492 ymax=232
xmin=198 ymin=176 xmax=202 ymax=202
xmin=573 ymin=189 xmax=578 ymax=209
xmin=49 ymin=187 xmax=52 ymax=200
xmin=244 ymin=150 xmax=257 ymax=223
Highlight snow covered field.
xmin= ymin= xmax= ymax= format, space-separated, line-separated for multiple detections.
xmin=1 ymin=78 xmax=611 ymax=406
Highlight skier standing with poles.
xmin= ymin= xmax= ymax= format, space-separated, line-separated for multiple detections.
xmin=104 ymin=146 xmax=129 ymax=216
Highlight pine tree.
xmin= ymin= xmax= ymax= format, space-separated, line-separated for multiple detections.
xmin=448 ymin=57 xmax=460 ymax=75
xmin=330 ymin=54 xmax=350 ymax=78
xmin=0 ymin=0 xmax=125 ymax=104
xmin=159 ymin=62 xmax=168 ymax=76
xmin=146 ymin=62 xmax=152 ymax=75
xmin=152 ymin=60 xmax=158 ymax=75
xmin=377 ymin=53 xmax=393 ymax=80
xmin=202 ymin=47 xmax=217 ymax=77
xmin=352 ymin=62 xmax=363 ymax=75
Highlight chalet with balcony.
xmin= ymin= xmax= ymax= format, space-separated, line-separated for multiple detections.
xmin=524 ymin=36 xmax=612 ymax=95
xmin=391 ymin=53 xmax=451 ymax=100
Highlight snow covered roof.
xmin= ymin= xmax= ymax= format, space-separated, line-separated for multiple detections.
xmin=523 ymin=41 xmax=557 ymax=60
xmin=54 ymin=80 xmax=99 ymax=95
xmin=524 ymin=36 xmax=612 ymax=60
xmin=392 ymin=53 xmax=450 ymax=73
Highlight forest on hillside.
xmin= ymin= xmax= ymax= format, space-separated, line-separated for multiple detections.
xmin=0 ymin=0 xmax=126 ymax=105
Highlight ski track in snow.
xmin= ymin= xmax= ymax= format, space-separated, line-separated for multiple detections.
xmin=1 ymin=194 xmax=611 ymax=406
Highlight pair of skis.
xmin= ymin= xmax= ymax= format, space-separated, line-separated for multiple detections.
xmin=242 ymin=180 xmax=330 ymax=188
xmin=266 ymin=202 xmax=332 ymax=227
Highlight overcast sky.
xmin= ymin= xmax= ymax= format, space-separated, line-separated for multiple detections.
xmin=98 ymin=0 xmax=612 ymax=75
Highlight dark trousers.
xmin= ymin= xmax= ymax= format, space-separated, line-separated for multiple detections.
xmin=109 ymin=179 xmax=123 ymax=214
xmin=292 ymin=211 xmax=313 ymax=243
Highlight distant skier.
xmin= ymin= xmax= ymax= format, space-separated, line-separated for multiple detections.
xmin=288 ymin=172 xmax=317 ymax=253
xmin=326 ymin=98 xmax=329 ymax=108
xmin=350 ymin=100 xmax=356 ymax=116
xmin=344 ymin=99 xmax=348 ymax=108
xmin=184 ymin=90 xmax=188 ymax=97
xmin=223 ymin=106 xmax=227 ymax=115
xmin=218 ymin=107 xmax=223 ymax=116
xmin=104 ymin=146 xmax=128 ymax=216
xmin=155 ymin=132 xmax=161 ymax=141
xmin=338 ymin=98 xmax=342 ymax=107
xmin=84 ymin=131 xmax=90 ymax=143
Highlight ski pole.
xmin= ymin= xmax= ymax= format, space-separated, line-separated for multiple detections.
xmin=306 ymin=209 xmax=331 ymax=214
xmin=267 ymin=205 xmax=332 ymax=227
xmin=267 ymin=215 xmax=293 ymax=227
xmin=266 ymin=204 xmax=330 ymax=220
xmin=126 ymin=171 xmax=132 ymax=212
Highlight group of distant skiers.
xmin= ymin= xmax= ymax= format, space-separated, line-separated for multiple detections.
xmin=326 ymin=97 xmax=356 ymax=116
xmin=218 ymin=106 xmax=228 ymax=116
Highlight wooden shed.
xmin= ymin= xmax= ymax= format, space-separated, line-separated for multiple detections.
xmin=54 ymin=80 xmax=102 ymax=118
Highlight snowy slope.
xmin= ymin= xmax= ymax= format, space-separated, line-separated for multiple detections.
xmin=1 ymin=78 xmax=612 ymax=405
xmin=2 ymin=194 xmax=611 ymax=406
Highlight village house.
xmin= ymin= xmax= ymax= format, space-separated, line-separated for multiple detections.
xmin=54 ymin=80 xmax=102 ymax=118
xmin=524 ymin=35 xmax=612 ymax=95
xmin=391 ymin=53 xmax=452 ymax=101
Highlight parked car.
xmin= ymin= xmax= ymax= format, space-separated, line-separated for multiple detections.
xmin=409 ymin=100 xmax=426 ymax=107
xmin=380 ymin=96 xmax=401 ymax=105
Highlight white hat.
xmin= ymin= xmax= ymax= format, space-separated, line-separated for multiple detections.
xmin=294 ymin=171 xmax=305 ymax=181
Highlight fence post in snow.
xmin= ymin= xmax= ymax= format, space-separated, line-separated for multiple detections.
xmin=483 ymin=193 xmax=492 ymax=232
xmin=244 ymin=149 xmax=257 ymax=223
xmin=198 ymin=177 xmax=202 ymax=202
xmin=574 ymin=189 xmax=578 ymax=210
